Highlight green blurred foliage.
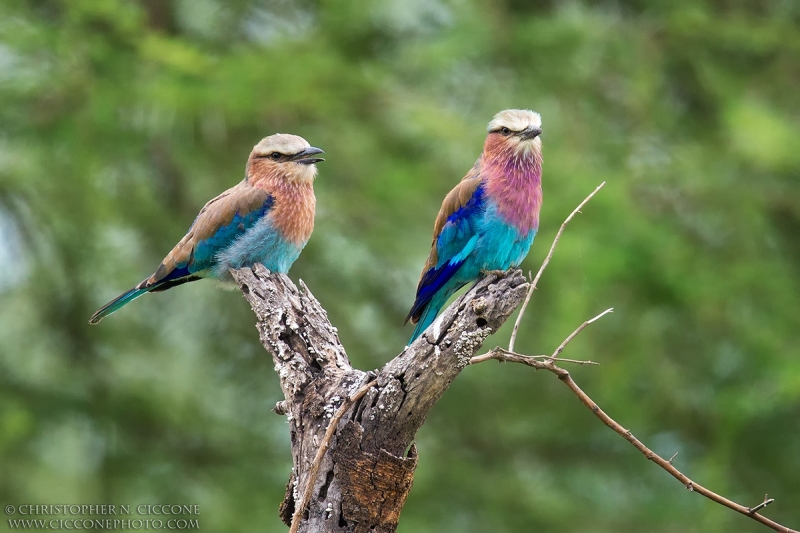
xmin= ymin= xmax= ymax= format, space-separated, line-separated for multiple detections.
xmin=1 ymin=0 xmax=799 ymax=531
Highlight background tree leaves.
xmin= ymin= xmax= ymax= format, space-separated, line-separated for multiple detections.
xmin=0 ymin=1 xmax=798 ymax=531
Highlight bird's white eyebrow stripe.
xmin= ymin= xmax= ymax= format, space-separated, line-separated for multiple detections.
xmin=487 ymin=109 xmax=542 ymax=133
xmin=252 ymin=134 xmax=311 ymax=157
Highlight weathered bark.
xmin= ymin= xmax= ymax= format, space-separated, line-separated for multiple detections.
xmin=231 ymin=264 xmax=528 ymax=532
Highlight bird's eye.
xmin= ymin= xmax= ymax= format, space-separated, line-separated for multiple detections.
xmin=270 ymin=152 xmax=282 ymax=160
xmin=500 ymin=127 xmax=511 ymax=136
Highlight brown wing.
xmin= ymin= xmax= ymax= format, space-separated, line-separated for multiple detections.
xmin=418 ymin=168 xmax=483 ymax=286
xmin=138 ymin=181 xmax=272 ymax=289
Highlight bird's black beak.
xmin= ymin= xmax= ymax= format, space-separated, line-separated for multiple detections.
xmin=519 ymin=127 xmax=543 ymax=140
xmin=292 ymin=146 xmax=325 ymax=165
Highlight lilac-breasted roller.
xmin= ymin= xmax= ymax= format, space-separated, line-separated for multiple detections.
xmin=406 ymin=109 xmax=543 ymax=343
xmin=89 ymin=134 xmax=324 ymax=324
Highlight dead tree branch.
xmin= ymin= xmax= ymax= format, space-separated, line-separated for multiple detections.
xmin=231 ymin=265 xmax=527 ymax=532
xmin=289 ymin=379 xmax=378 ymax=533
xmin=471 ymin=336 xmax=797 ymax=533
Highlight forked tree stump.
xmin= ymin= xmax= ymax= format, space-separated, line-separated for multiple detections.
xmin=231 ymin=264 xmax=528 ymax=532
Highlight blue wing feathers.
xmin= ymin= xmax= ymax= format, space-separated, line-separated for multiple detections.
xmin=406 ymin=184 xmax=486 ymax=333
xmin=407 ymin=260 xmax=463 ymax=321
xmin=90 ymin=193 xmax=275 ymax=324
xmin=408 ymin=233 xmax=479 ymax=320
xmin=190 ymin=196 xmax=274 ymax=273
xmin=445 ymin=183 xmax=485 ymax=227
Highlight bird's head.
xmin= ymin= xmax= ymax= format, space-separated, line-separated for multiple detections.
xmin=483 ymin=109 xmax=542 ymax=159
xmin=247 ymin=133 xmax=325 ymax=184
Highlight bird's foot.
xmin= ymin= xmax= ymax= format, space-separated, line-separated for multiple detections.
xmin=481 ymin=269 xmax=509 ymax=279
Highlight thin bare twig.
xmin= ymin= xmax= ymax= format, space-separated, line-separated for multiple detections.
xmin=473 ymin=306 xmax=610 ymax=366
xmin=508 ymin=182 xmax=606 ymax=353
xmin=289 ymin=379 xmax=377 ymax=533
xmin=471 ymin=349 xmax=599 ymax=366
xmin=476 ymin=314 xmax=798 ymax=533
xmin=549 ymin=308 xmax=613 ymax=360
xmin=473 ymin=306 xmax=611 ymax=367
xmin=668 ymin=451 xmax=679 ymax=464
xmin=532 ymin=355 xmax=598 ymax=365
xmin=552 ymin=365 xmax=795 ymax=533
xmin=749 ymin=495 xmax=775 ymax=515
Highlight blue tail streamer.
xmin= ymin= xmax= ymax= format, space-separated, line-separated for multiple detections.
xmin=89 ymin=286 xmax=150 ymax=324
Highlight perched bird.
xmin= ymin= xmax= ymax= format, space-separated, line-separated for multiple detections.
xmin=406 ymin=109 xmax=543 ymax=343
xmin=89 ymin=134 xmax=324 ymax=324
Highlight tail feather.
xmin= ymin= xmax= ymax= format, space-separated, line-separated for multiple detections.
xmin=89 ymin=286 xmax=150 ymax=325
xmin=89 ymin=267 xmax=204 ymax=325
xmin=407 ymin=291 xmax=450 ymax=345
xmin=409 ymin=305 xmax=440 ymax=344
